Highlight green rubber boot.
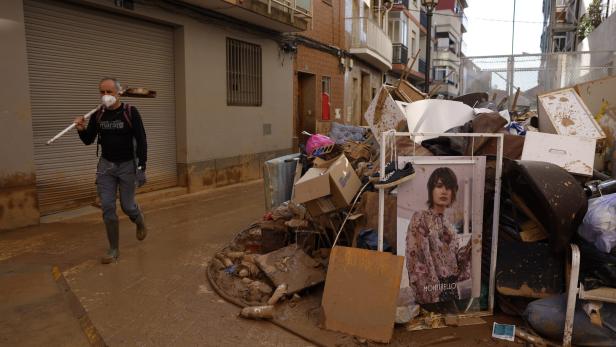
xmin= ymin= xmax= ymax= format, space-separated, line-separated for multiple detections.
xmin=101 ymin=220 xmax=119 ymax=264
xmin=135 ymin=213 xmax=147 ymax=241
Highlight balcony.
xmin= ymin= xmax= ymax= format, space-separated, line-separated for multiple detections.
xmin=392 ymin=43 xmax=408 ymax=65
xmin=556 ymin=5 xmax=568 ymax=23
xmin=461 ymin=12 xmax=468 ymax=33
xmin=393 ymin=0 xmax=410 ymax=9
xmin=183 ymin=0 xmax=312 ymax=32
xmin=420 ymin=10 xmax=428 ymax=29
xmin=347 ymin=17 xmax=393 ymax=71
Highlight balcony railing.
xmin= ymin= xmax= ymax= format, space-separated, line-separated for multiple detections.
xmin=420 ymin=10 xmax=428 ymax=28
xmin=393 ymin=0 xmax=410 ymax=8
xmin=347 ymin=17 xmax=393 ymax=70
xmin=393 ymin=43 xmax=408 ymax=65
xmin=186 ymin=0 xmax=311 ymax=31
xmin=419 ymin=58 xmax=426 ymax=74
xmin=266 ymin=0 xmax=312 ymax=19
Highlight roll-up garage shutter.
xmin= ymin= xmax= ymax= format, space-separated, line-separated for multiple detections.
xmin=24 ymin=0 xmax=177 ymax=215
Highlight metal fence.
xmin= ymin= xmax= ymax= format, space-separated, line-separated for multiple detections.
xmin=460 ymin=51 xmax=616 ymax=110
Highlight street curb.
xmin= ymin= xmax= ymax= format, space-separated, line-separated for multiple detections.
xmin=52 ymin=266 xmax=107 ymax=347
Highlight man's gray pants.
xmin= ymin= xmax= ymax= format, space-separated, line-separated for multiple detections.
xmin=96 ymin=157 xmax=141 ymax=223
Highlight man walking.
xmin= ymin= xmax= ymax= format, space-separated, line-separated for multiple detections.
xmin=75 ymin=78 xmax=148 ymax=264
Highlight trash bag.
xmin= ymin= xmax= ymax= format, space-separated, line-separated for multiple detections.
xmin=576 ymin=236 xmax=616 ymax=289
xmin=578 ymin=193 xmax=616 ymax=253
xmin=524 ymin=294 xmax=616 ymax=346
xmin=357 ymin=229 xmax=392 ymax=252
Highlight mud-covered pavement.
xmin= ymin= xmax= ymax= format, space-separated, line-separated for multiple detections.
xmin=1 ymin=180 xmax=519 ymax=346
xmin=0 ymin=181 xmax=308 ymax=346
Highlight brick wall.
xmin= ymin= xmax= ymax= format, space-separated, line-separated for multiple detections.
xmin=293 ymin=0 xmax=346 ymax=142
xmin=294 ymin=46 xmax=345 ymax=138
xmin=302 ymin=0 xmax=343 ymax=47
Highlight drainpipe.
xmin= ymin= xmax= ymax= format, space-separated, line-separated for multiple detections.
xmin=424 ymin=9 xmax=433 ymax=93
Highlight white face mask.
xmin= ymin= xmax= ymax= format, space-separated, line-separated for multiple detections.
xmin=101 ymin=95 xmax=117 ymax=108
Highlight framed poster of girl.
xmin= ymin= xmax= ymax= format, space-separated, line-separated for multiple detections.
xmin=396 ymin=156 xmax=486 ymax=314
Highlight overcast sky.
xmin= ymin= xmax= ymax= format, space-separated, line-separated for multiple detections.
xmin=463 ymin=0 xmax=545 ymax=56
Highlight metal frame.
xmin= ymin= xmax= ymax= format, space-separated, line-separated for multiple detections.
xmin=461 ymin=50 xmax=616 ymax=60
xmin=564 ymin=243 xmax=616 ymax=346
xmin=378 ymin=131 xmax=504 ymax=314
xmin=564 ymin=244 xmax=580 ymax=347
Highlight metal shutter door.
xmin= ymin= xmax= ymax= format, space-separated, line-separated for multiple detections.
xmin=24 ymin=0 xmax=177 ymax=215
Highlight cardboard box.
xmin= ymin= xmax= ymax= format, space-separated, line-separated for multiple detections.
xmin=293 ymin=168 xmax=329 ymax=204
xmin=537 ymin=88 xmax=605 ymax=151
xmin=292 ymin=154 xmax=361 ymax=216
xmin=305 ymin=197 xmax=337 ymax=217
xmin=327 ymin=155 xmax=362 ymax=207
xmin=313 ymin=155 xmax=341 ymax=169
xmin=521 ymin=132 xmax=596 ymax=176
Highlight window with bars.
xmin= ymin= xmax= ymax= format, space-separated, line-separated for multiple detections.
xmin=226 ymin=38 xmax=262 ymax=106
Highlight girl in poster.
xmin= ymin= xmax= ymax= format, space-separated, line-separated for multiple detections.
xmin=405 ymin=167 xmax=472 ymax=304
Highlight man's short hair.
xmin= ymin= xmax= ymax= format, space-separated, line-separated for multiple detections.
xmin=99 ymin=77 xmax=122 ymax=92
xmin=426 ymin=167 xmax=459 ymax=207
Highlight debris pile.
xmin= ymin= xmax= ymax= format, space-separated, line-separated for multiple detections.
xmin=207 ymin=75 xmax=616 ymax=346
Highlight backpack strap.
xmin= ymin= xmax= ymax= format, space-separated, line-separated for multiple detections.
xmin=95 ymin=106 xmax=106 ymax=123
xmin=95 ymin=106 xmax=106 ymax=158
xmin=122 ymin=103 xmax=133 ymax=128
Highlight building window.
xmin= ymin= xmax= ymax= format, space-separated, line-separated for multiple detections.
xmin=436 ymin=32 xmax=458 ymax=54
xmin=411 ymin=30 xmax=417 ymax=56
xmin=226 ymin=38 xmax=262 ymax=106
xmin=388 ymin=16 xmax=408 ymax=46
xmin=434 ymin=66 xmax=448 ymax=81
xmin=553 ymin=34 xmax=566 ymax=52
xmin=454 ymin=0 xmax=461 ymax=13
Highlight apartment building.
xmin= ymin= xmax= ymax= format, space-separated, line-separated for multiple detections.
xmin=343 ymin=0 xmax=393 ymax=125
xmin=541 ymin=0 xmax=616 ymax=53
xmin=386 ymin=0 xmax=428 ymax=89
xmin=1 ymin=0 xmax=312 ymax=229
xmin=431 ymin=0 xmax=468 ymax=97
xmin=292 ymin=0 xmax=394 ymax=140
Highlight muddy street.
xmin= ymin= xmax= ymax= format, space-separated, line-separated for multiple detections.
xmin=0 ymin=181 xmax=309 ymax=346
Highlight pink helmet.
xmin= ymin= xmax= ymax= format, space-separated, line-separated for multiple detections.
xmin=306 ymin=134 xmax=335 ymax=157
